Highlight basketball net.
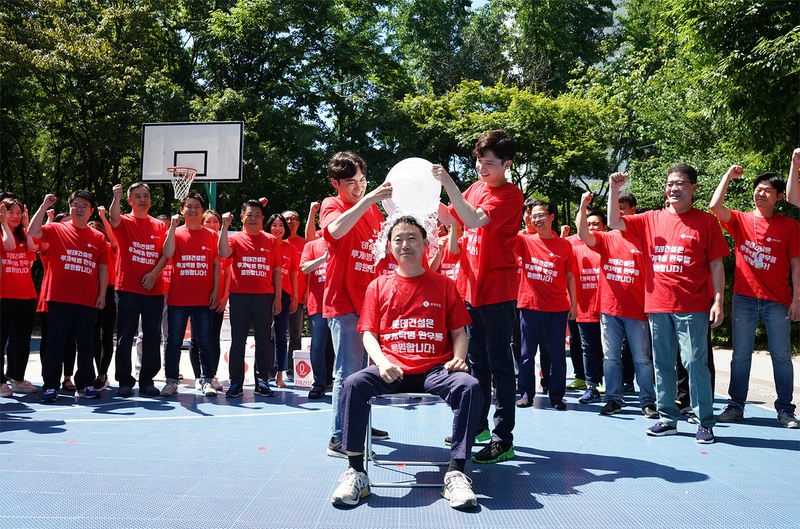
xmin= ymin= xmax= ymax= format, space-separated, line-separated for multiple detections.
xmin=166 ymin=166 xmax=197 ymax=201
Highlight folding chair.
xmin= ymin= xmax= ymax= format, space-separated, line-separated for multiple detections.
xmin=364 ymin=392 xmax=450 ymax=488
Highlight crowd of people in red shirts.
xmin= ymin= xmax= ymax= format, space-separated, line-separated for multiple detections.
xmin=1 ymin=136 xmax=799 ymax=509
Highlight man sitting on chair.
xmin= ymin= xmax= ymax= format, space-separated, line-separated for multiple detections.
xmin=331 ymin=215 xmax=484 ymax=510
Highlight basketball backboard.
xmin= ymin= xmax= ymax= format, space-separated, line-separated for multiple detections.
xmin=140 ymin=121 xmax=243 ymax=182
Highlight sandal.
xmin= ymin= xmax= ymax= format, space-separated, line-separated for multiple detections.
xmin=62 ymin=379 xmax=76 ymax=391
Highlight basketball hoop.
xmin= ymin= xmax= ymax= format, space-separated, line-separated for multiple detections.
xmin=166 ymin=166 xmax=197 ymax=201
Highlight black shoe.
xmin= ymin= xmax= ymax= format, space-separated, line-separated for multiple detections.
xmin=255 ymin=380 xmax=274 ymax=397
xmin=371 ymin=427 xmax=389 ymax=440
xmin=601 ymin=400 xmax=622 ymax=415
xmin=327 ymin=437 xmax=347 ymax=458
xmin=117 ymin=386 xmax=132 ymax=397
xmin=471 ymin=441 xmax=515 ymax=464
xmin=140 ymin=385 xmax=160 ymax=397
xmin=515 ymin=397 xmax=532 ymax=408
xmin=642 ymin=405 xmax=659 ymax=419
xmin=552 ymin=400 xmax=566 ymax=410
xmin=308 ymin=387 xmax=325 ymax=399
xmin=444 ymin=428 xmax=491 ymax=446
xmin=226 ymin=383 xmax=243 ymax=397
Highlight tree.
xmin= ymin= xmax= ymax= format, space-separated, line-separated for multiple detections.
xmin=0 ymin=0 xmax=196 ymax=211
xmin=395 ymin=80 xmax=618 ymax=224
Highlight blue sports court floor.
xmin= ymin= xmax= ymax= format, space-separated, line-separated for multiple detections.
xmin=1 ymin=350 xmax=798 ymax=529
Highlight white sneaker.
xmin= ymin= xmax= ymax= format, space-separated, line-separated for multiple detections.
xmin=331 ymin=468 xmax=370 ymax=507
xmin=0 ymin=383 xmax=12 ymax=397
xmin=194 ymin=380 xmax=203 ymax=391
xmin=201 ymin=382 xmax=218 ymax=397
xmin=10 ymin=379 xmax=38 ymax=394
xmin=160 ymin=382 xmax=179 ymax=397
xmin=442 ymin=470 xmax=478 ymax=509
xmin=211 ymin=377 xmax=223 ymax=390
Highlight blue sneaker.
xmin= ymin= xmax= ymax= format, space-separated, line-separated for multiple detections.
xmin=77 ymin=386 xmax=100 ymax=399
xmin=646 ymin=421 xmax=678 ymax=437
xmin=255 ymin=380 xmax=274 ymax=397
xmin=225 ymin=383 xmax=243 ymax=397
xmin=695 ymin=425 xmax=715 ymax=444
xmin=41 ymin=388 xmax=58 ymax=403
xmin=578 ymin=388 xmax=600 ymax=404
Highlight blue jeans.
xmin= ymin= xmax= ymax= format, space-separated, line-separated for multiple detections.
xmin=600 ymin=313 xmax=655 ymax=407
xmin=577 ymin=321 xmax=603 ymax=387
xmin=730 ymin=294 xmax=795 ymax=413
xmin=115 ymin=291 xmax=164 ymax=388
xmin=308 ymin=312 xmax=329 ymax=391
xmin=519 ymin=309 xmax=568 ymax=405
xmin=649 ymin=312 xmax=715 ymax=428
xmin=328 ymin=313 xmax=367 ymax=439
xmin=164 ymin=305 xmax=213 ymax=383
xmin=468 ymin=301 xmax=517 ymax=445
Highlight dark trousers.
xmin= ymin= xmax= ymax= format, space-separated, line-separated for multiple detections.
xmin=341 ymin=364 xmax=484 ymax=461
xmin=578 ymin=321 xmax=604 ymax=386
xmin=272 ymin=291 xmax=292 ymax=372
xmin=467 ymin=300 xmax=516 ymax=446
xmin=229 ymin=292 xmax=275 ymax=385
xmin=520 ymin=309 xmax=569 ymax=405
xmin=42 ymin=301 xmax=97 ymax=391
xmin=93 ymin=286 xmax=116 ymax=377
xmin=1 ymin=297 xmax=36 ymax=383
xmin=190 ymin=308 xmax=224 ymax=379
xmin=568 ymin=319 xmax=585 ymax=380
xmin=39 ymin=311 xmax=76 ymax=381
xmin=115 ymin=291 xmax=164 ymax=388
xmin=288 ymin=302 xmax=304 ymax=371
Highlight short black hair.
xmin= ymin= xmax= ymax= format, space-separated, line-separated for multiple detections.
xmin=586 ymin=209 xmax=607 ymax=226
xmin=753 ymin=172 xmax=786 ymax=194
xmin=618 ymin=190 xmax=637 ymax=208
xmin=240 ymin=200 xmax=265 ymax=216
xmin=388 ymin=215 xmax=427 ymax=240
xmin=327 ymin=151 xmax=367 ymax=181
xmin=666 ymin=164 xmax=697 ymax=184
xmin=472 ymin=129 xmax=517 ymax=163
xmin=527 ymin=198 xmax=556 ymax=216
xmin=180 ymin=190 xmax=204 ymax=209
xmin=68 ymin=189 xmax=96 ymax=209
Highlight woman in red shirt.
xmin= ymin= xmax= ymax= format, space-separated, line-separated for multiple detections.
xmin=267 ymin=213 xmax=299 ymax=388
xmin=0 ymin=197 xmax=39 ymax=396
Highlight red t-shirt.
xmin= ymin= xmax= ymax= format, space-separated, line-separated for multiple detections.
xmin=105 ymin=243 xmax=117 ymax=288
xmin=301 ymin=238 xmax=328 ymax=317
xmin=569 ymin=235 xmax=601 ymax=323
xmin=721 ymin=210 xmax=800 ymax=306
xmin=448 ymin=181 xmax=523 ymax=307
xmin=515 ymin=233 xmax=574 ymax=312
xmin=276 ymin=240 xmax=300 ymax=298
xmin=38 ymin=222 xmax=107 ymax=307
xmin=167 ymin=226 xmax=219 ymax=307
xmin=0 ymin=239 xmax=37 ymax=299
xmin=320 ymin=196 xmax=384 ymax=317
xmin=591 ymin=230 xmax=647 ymax=321
xmin=228 ymin=231 xmax=280 ymax=294
xmin=623 ymin=208 xmax=731 ymax=313
xmin=112 ymin=214 xmax=167 ymax=295
xmin=161 ymin=262 xmax=172 ymax=286
xmin=358 ymin=270 xmax=472 ymax=375
xmin=287 ymin=236 xmax=307 ymax=301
